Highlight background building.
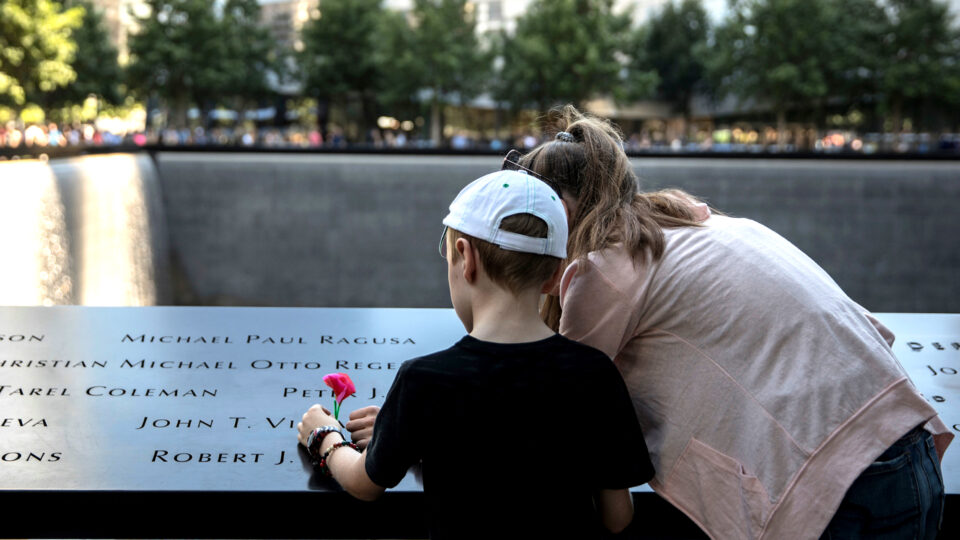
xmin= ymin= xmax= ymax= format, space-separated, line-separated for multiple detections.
xmin=87 ymin=0 xmax=149 ymax=64
xmin=259 ymin=0 xmax=319 ymax=52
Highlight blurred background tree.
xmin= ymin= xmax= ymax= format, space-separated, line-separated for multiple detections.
xmin=2 ymin=0 xmax=959 ymax=150
xmin=407 ymin=0 xmax=491 ymax=143
xmin=127 ymin=0 xmax=223 ymax=128
xmin=0 ymin=0 xmax=83 ymax=116
xmin=634 ymin=0 xmax=709 ymax=137
xmin=127 ymin=0 xmax=274 ymax=129
xmin=299 ymin=0 xmax=383 ymax=141
xmin=496 ymin=0 xmax=633 ymax=112
xmin=219 ymin=0 xmax=276 ymax=122
xmin=374 ymin=9 xmax=423 ymax=125
xmin=707 ymin=0 xmax=835 ymax=148
xmin=825 ymin=0 xmax=890 ymax=132
xmin=878 ymin=0 xmax=960 ymax=133
xmin=41 ymin=0 xmax=123 ymax=123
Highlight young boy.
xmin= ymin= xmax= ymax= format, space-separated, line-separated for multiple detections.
xmin=297 ymin=170 xmax=653 ymax=539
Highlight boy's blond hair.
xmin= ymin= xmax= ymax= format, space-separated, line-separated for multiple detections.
xmin=448 ymin=213 xmax=561 ymax=297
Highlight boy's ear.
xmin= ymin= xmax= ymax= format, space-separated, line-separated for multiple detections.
xmin=456 ymin=237 xmax=478 ymax=284
xmin=541 ymin=262 xmax=564 ymax=294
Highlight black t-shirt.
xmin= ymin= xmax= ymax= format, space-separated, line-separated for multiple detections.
xmin=365 ymin=334 xmax=653 ymax=539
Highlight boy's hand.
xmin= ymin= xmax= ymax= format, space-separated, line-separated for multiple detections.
xmin=345 ymin=405 xmax=380 ymax=449
xmin=296 ymin=404 xmax=337 ymax=446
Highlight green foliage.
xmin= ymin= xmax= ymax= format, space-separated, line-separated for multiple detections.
xmin=633 ymin=0 xmax=708 ymax=115
xmin=0 ymin=0 xmax=84 ymax=108
xmin=298 ymin=0 xmax=383 ymax=136
xmin=820 ymin=0 xmax=889 ymax=118
xmin=126 ymin=0 xmax=275 ymax=127
xmin=705 ymin=0 xmax=960 ymax=133
xmin=496 ymin=0 xmax=632 ymax=111
xmin=877 ymin=0 xmax=960 ymax=129
xmin=407 ymin=0 xmax=490 ymax=101
xmin=45 ymin=0 xmax=123 ymax=108
xmin=126 ymin=0 xmax=220 ymax=124
xmin=619 ymin=25 xmax=659 ymax=104
xmin=707 ymin=0 xmax=836 ymax=116
xmin=299 ymin=0 xmax=382 ymax=104
xmin=220 ymin=0 xmax=275 ymax=108
xmin=395 ymin=0 xmax=492 ymax=141
xmin=374 ymin=9 xmax=422 ymax=117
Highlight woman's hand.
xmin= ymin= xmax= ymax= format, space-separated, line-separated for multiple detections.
xmin=345 ymin=405 xmax=380 ymax=449
xmin=296 ymin=404 xmax=338 ymax=446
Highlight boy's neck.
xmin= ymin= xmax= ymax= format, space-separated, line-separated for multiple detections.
xmin=467 ymin=285 xmax=555 ymax=344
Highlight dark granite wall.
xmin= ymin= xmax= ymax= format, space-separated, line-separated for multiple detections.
xmin=153 ymin=153 xmax=959 ymax=312
xmin=154 ymin=153 xmax=482 ymax=308
xmin=634 ymin=159 xmax=959 ymax=312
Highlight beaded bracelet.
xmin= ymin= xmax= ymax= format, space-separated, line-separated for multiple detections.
xmin=318 ymin=441 xmax=360 ymax=477
xmin=307 ymin=426 xmax=344 ymax=460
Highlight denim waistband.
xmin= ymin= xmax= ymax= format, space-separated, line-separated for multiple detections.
xmin=890 ymin=424 xmax=929 ymax=447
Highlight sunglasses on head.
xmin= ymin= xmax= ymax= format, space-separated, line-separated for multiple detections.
xmin=500 ymin=149 xmax=563 ymax=195
xmin=439 ymin=226 xmax=448 ymax=259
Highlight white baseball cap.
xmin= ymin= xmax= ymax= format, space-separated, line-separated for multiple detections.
xmin=442 ymin=170 xmax=568 ymax=259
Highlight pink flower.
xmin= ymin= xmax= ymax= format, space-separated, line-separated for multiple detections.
xmin=323 ymin=373 xmax=356 ymax=420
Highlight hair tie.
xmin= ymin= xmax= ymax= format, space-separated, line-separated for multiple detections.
xmin=555 ymin=131 xmax=575 ymax=143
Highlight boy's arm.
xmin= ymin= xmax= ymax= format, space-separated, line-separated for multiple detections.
xmin=322 ymin=433 xmax=385 ymax=501
xmin=298 ymin=405 xmax=385 ymax=501
xmin=596 ymin=488 xmax=634 ymax=534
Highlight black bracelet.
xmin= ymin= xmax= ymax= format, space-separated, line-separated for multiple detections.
xmin=307 ymin=426 xmax=344 ymax=460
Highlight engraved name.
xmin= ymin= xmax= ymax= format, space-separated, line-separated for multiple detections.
xmin=906 ymin=341 xmax=960 ymax=351
xmin=0 ymin=335 xmax=44 ymax=342
xmin=248 ymin=360 xmax=403 ymax=370
xmin=121 ymin=359 xmax=238 ymax=369
xmin=123 ymin=334 xmax=232 ymax=344
xmin=1 ymin=418 xmax=48 ymax=427
xmin=85 ymin=386 xmax=218 ymax=398
xmin=1 ymin=451 xmax=61 ymax=462
xmin=119 ymin=334 xmax=415 ymax=345
xmin=151 ymin=450 xmax=264 ymax=463
xmin=283 ymin=386 xmax=378 ymax=399
xmin=136 ymin=417 xmax=213 ymax=430
xmin=0 ymin=386 xmax=218 ymax=397
xmin=0 ymin=386 xmax=70 ymax=397
xmin=0 ymin=359 xmax=106 ymax=368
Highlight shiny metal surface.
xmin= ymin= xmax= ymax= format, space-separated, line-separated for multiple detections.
xmin=0 ymin=307 xmax=956 ymax=495
xmin=0 ymin=306 xmax=464 ymax=492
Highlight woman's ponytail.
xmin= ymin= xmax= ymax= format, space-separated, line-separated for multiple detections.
xmin=523 ymin=105 xmax=706 ymax=330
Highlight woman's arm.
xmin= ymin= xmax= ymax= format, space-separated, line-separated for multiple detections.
xmin=596 ymin=488 xmax=634 ymax=533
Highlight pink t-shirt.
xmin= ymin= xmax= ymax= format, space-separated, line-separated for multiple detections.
xmin=559 ymin=210 xmax=951 ymax=539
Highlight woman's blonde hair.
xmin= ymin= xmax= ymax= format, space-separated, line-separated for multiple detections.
xmin=519 ymin=105 xmax=705 ymax=329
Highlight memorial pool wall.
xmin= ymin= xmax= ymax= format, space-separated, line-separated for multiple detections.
xmin=1 ymin=151 xmax=957 ymax=312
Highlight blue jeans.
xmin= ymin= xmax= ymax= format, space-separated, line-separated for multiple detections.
xmin=820 ymin=426 xmax=945 ymax=539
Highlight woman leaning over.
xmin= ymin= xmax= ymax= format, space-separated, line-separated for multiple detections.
xmin=519 ymin=106 xmax=952 ymax=540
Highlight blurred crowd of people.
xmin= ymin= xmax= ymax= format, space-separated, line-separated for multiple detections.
xmin=0 ymin=122 xmax=129 ymax=149
xmin=2 ymin=121 xmax=958 ymax=155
